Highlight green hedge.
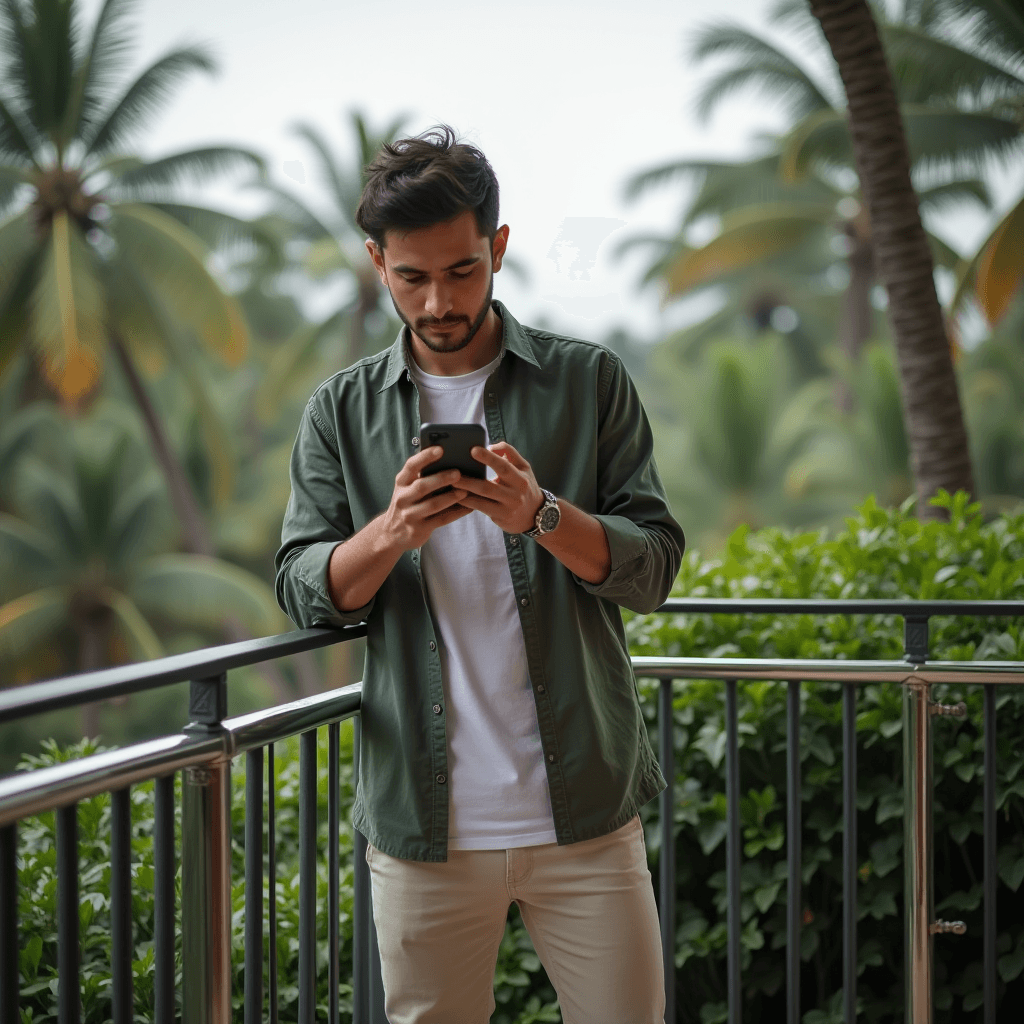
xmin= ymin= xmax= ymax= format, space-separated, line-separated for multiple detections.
xmin=12 ymin=492 xmax=1024 ymax=1023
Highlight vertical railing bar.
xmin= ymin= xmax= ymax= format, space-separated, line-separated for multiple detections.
xmin=110 ymin=787 xmax=133 ymax=1024
xmin=658 ymin=678 xmax=677 ymax=1024
xmin=352 ymin=717 xmax=369 ymax=1024
xmin=268 ymin=743 xmax=279 ymax=1024
xmin=153 ymin=774 xmax=175 ymax=1024
xmin=329 ymin=722 xmax=341 ymax=1024
xmin=786 ymin=680 xmax=801 ymax=1024
xmin=56 ymin=803 xmax=80 ymax=1024
xmin=298 ymin=729 xmax=318 ymax=1024
xmin=984 ymin=684 xmax=997 ymax=1024
xmin=0 ymin=823 xmax=19 ymax=1024
xmin=245 ymin=748 xmax=264 ymax=1024
xmin=843 ymin=682 xmax=858 ymax=1024
xmin=725 ymin=678 xmax=742 ymax=1024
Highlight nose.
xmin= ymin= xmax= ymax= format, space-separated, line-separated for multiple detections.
xmin=424 ymin=280 xmax=453 ymax=320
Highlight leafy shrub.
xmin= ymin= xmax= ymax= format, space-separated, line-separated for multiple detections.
xmin=12 ymin=492 xmax=1024 ymax=1023
xmin=625 ymin=491 xmax=1024 ymax=1023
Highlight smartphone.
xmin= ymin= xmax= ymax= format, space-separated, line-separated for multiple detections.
xmin=419 ymin=423 xmax=487 ymax=493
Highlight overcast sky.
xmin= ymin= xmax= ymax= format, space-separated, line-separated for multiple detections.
xmin=79 ymin=0 xmax=1018 ymax=343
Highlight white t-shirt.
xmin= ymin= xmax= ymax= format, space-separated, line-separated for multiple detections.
xmin=409 ymin=351 xmax=557 ymax=849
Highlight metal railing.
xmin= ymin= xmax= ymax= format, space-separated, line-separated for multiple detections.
xmin=0 ymin=598 xmax=1022 ymax=1024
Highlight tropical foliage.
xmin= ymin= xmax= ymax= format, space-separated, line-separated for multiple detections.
xmin=11 ymin=497 xmax=1024 ymax=1023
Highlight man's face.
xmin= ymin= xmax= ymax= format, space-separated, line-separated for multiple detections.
xmin=367 ymin=210 xmax=508 ymax=356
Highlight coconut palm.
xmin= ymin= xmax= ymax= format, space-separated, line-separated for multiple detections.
xmin=253 ymin=109 xmax=410 ymax=420
xmin=0 ymin=404 xmax=286 ymax=702
xmin=809 ymin=0 xmax=975 ymax=512
xmin=0 ymin=0 xmax=270 ymax=555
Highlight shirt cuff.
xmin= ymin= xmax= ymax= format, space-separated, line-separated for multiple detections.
xmin=293 ymin=540 xmax=374 ymax=627
xmin=571 ymin=515 xmax=651 ymax=596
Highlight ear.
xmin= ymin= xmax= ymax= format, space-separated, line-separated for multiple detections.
xmin=365 ymin=238 xmax=388 ymax=285
xmin=491 ymin=224 xmax=510 ymax=272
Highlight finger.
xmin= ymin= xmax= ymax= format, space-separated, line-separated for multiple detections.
xmin=397 ymin=446 xmax=443 ymax=485
xmin=487 ymin=441 xmax=530 ymax=471
xmin=410 ymin=470 xmax=462 ymax=500
xmin=457 ymin=493 xmax=501 ymax=514
xmin=420 ymin=488 xmax=469 ymax=517
xmin=470 ymin=445 xmax=518 ymax=479
xmin=427 ymin=503 xmax=474 ymax=524
xmin=457 ymin=475 xmax=506 ymax=499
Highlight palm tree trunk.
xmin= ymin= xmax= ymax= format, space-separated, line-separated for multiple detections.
xmin=109 ymin=330 xmax=215 ymax=555
xmin=835 ymin=213 xmax=875 ymax=413
xmin=810 ymin=0 xmax=976 ymax=517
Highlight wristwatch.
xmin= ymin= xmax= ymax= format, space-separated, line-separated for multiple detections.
xmin=523 ymin=489 xmax=561 ymax=538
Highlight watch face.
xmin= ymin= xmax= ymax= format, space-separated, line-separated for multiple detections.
xmin=540 ymin=506 xmax=560 ymax=532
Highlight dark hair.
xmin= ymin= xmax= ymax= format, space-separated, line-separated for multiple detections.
xmin=355 ymin=124 xmax=499 ymax=249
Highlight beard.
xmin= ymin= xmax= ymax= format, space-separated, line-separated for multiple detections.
xmin=389 ymin=271 xmax=495 ymax=355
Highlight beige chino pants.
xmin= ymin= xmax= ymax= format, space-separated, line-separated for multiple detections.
xmin=365 ymin=813 xmax=666 ymax=1024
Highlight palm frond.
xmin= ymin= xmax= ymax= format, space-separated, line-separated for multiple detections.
xmin=0 ymin=400 xmax=59 ymax=494
xmin=84 ymin=45 xmax=217 ymax=155
xmin=622 ymin=158 xmax=718 ymax=202
xmin=291 ymin=121 xmax=355 ymax=219
xmin=106 ymin=468 xmax=170 ymax=570
xmin=257 ymin=179 xmax=334 ymax=241
xmin=0 ymin=92 xmax=41 ymax=165
xmin=663 ymin=205 xmax=833 ymax=297
xmin=68 ymin=0 xmax=140 ymax=140
xmin=900 ymin=104 xmax=1023 ymax=172
xmin=144 ymin=202 xmax=278 ymax=265
xmin=0 ymin=217 xmax=39 ymax=381
xmin=106 ymin=588 xmax=163 ymax=661
xmin=939 ymin=0 xmax=1024 ymax=67
xmin=917 ymin=178 xmax=992 ymax=213
xmin=10 ymin=455 xmax=87 ymax=559
xmin=926 ymin=229 xmax=968 ymax=270
xmin=254 ymin=311 xmax=346 ymax=423
xmin=130 ymin=553 xmax=288 ymax=637
xmin=0 ymin=161 xmax=30 ymax=214
xmin=975 ymin=190 xmax=1024 ymax=325
xmin=882 ymin=22 xmax=1024 ymax=104
xmin=0 ymin=586 xmax=68 ymax=664
xmin=687 ymin=23 xmax=836 ymax=123
xmin=103 ymin=257 xmax=237 ymax=507
xmin=106 ymin=145 xmax=266 ymax=194
xmin=0 ymin=512 xmax=59 ymax=600
xmin=109 ymin=202 xmax=247 ymax=367
xmin=8 ymin=0 xmax=78 ymax=144
xmin=31 ymin=211 xmax=106 ymax=403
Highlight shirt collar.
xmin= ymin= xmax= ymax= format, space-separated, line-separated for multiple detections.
xmin=378 ymin=299 xmax=540 ymax=393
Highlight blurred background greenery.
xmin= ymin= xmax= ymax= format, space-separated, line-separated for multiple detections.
xmin=0 ymin=0 xmax=1022 ymax=770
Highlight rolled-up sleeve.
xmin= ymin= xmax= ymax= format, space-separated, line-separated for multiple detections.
xmin=274 ymin=397 xmax=374 ymax=629
xmin=571 ymin=354 xmax=685 ymax=614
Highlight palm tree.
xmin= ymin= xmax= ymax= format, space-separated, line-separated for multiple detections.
xmin=0 ymin=0 xmax=269 ymax=555
xmin=809 ymin=0 xmax=975 ymax=513
xmin=253 ymin=109 xmax=409 ymax=420
xmin=0 ymin=404 xmax=286 ymax=722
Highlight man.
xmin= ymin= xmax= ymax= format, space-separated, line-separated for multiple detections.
xmin=275 ymin=125 xmax=684 ymax=1024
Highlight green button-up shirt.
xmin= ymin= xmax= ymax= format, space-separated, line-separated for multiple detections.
xmin=275 ymin=300 xmax=685 ymax=862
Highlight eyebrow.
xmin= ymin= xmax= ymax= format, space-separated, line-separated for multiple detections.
xmin=392 ymin=255 xmax=482 ymax=275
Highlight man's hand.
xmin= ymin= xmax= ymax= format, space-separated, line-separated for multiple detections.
xmin=382 ymin=446 xmax=473 ymax=551
xmin=456 ymin=441 xmax=545 ymax=534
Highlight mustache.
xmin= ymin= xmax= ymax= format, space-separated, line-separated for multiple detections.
xmin=420 ymin=317 xmax=466 ymax=327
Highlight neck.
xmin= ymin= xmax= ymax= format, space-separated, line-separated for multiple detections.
xmin=408 ymin=305 xmax=503 ymax=377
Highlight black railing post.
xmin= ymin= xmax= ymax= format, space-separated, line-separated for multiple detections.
xmin=787 ymin=681 xmax=801 ymax=1024
xmin=983 ymin=684 xmax=997 ymax=1024
xmin=110 ymin=787 xmax=133 ymax=1024
xmin=245 ymin=747 xmax=264 ymax=1024
xmin=843 ymin=683 xmax=858 ymax=1023
xmin=725 ymin=679 xmax=742 ymax=1024
xmin=182 ymin=672 xmax=232 ymax=1024
xmin=57 ymin=803 xmax=80 ymax=1024
xmin=0 ymin=823 xmax=17 ymax=1024
xmin=329 ymin=722 xmax=341 ymax=1024
xmin=658 ymin=678 xmax=677 ymax=1024
xmin=299 ymin=729 xmax=317 ymax=1024
xmin=153 ymin=774 xmax=176 ymax=1024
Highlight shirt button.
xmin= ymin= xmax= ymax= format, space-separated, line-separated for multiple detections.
xmin=411 ymin=436 xmax=420 ymax=447
xmin=486 ymin=392 xmax=496 ymax=403
xmin=520 ymin=597 xmax=529 ymax=607
xmin=510 ymin=536 xmax=519 ymax=546
xmin=436 ymin=774 xmax=446 ymax=785
xmin=547 ymin=754 xmax=555 ymax=763
xmin=432 ymin=703 xmax=442 ymax=714
xmin=429 ymin=641 xmax=436 ymax=651
xmin=536 ymin=684 xmax=545 ymax=693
